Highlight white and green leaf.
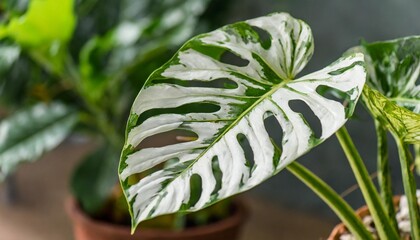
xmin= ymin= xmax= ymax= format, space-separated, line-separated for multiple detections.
xmin=355 ymin=37 xmax=420 ymax=136
xmin=357 ymin=37 xmax=420 ymax=172
xmin=0 ymin=102 xmax=78 ymax=180
xmin=79 ymin=0 xmax=210 ymax=103
xmin=119 ymin=12 xmax=366 ymax=229
xmin=109 ymin=0 xmax=210 ymax=71
xmin=357 ymin=36 xmax=420 ymax=239
xmin=360 ymin=36 xmax=420 ymax=113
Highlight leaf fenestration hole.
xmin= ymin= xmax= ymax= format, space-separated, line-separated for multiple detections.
xmin=137 ymin=102 xmax=221 ymax=125
xmin=188 ymin=174 xmax=203 ymax=207
xmin=136 ymin=129 xmax=198 ymax=150
xmin=288 ymin=99 xmax=322 ymax=139
xmin=316 ymin=85 xmax=348 ymax=106
xmin=237 ymin=133 xmax=255 ymax=172
xmin=220 ymin=50 xmax=249 ymax=67
xmin=264 ymin=112 xmax=283 ymax=168
xmin=210 ymin=156 xmax=223 ymax=197
xmin=151 ymin=78 xmax=238 ymax=89
xmin=251 ymin=26 xmax=271 ymax=49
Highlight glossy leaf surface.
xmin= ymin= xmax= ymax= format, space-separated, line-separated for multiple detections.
xmin=120 ymin=13 xmax=366 ymax=228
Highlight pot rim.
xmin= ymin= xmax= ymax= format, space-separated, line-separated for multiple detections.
xmin=328 ymin=196 xmax=401 ymax=240
xmin=65 ymin=196 xmax=248 ymax=238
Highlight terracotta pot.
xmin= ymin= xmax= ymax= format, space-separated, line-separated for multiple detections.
xmin=328 ymin=196 xmax=401 ymax=240
xmin=66 ymin=197 xmax=248 ymax=240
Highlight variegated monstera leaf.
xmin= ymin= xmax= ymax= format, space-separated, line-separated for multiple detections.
xmin=358 ymin=37 xmax=420 ymax=142
xmin=0 ymin=102 xmax=77 ymax=180
xmin=119 ymin=12 xmax=366 ymax=229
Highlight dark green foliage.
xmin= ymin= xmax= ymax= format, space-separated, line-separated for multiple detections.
xmin=71 ymin=144 xmax=119 ymax=215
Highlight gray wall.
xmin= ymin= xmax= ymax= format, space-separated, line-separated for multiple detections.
xmin=222 ymin=0 xmax=420 ymax=218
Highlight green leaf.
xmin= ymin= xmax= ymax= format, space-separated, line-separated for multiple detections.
xmin=363 ymin=86 xmax=420 ymax=144
xmin=0 ymin=0 xmax=75 ymax=46
xmin=0 ymin=0 xmax=76 ymax=73
xmin=71 ymin=144 xmax=119 ymax=215
xmin=78 ymin=34 xmax=114 ymax=104
xmin=0 ymin=102 xmax=78 ymax=180
xmin=119 ymin=12 xmax=367 ymax=229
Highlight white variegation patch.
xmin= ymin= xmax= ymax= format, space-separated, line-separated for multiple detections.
xmin=119 ymin=13 xmax=367 ymax=228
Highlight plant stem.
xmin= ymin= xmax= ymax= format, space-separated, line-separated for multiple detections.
xmin=173 ymin=212 xmax=186 ymax=230
xmin=31 ymin=49 xmax=124 ymax=149
xmin=287 ymin=162 xmax=373 ymax=240
xmin=375 ymin=120 xmax=398 ymax=231
xmin=336 ymin=127 xmax=399 ymax=240
xmin=415 ymin=144 xmax=420 ymax=175
xmin=393 ymin=136 xmax=420 ymax=240
xmin=63 ymin=55 xmax=123 ymax=149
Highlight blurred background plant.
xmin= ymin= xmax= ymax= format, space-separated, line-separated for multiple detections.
xmin=1 ymin=0 xmax=419 ymax=237
xmin=0 ymin=0 xmax=235 ymax=228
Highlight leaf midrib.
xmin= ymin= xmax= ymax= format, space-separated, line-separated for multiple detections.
xmin=134 ymin=17 xmax=306 ymax=219
xmin=172 ymin=23 xmax=298 ymax=170
xmin=0 ymin=112 xmax=75 ymax=158
xmin=150 ymin=77 xmax=292 ymax=206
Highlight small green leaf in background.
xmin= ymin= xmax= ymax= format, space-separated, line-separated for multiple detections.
xmin=0 ymin=0 xmax=76 ymax=73
xmin=0 ymin=102 xmax=78 ymax=180
xmin=0 ymin=0 xmax=75 ymax=46
xmin=71 ymin=144 xmax=119 ymax=215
